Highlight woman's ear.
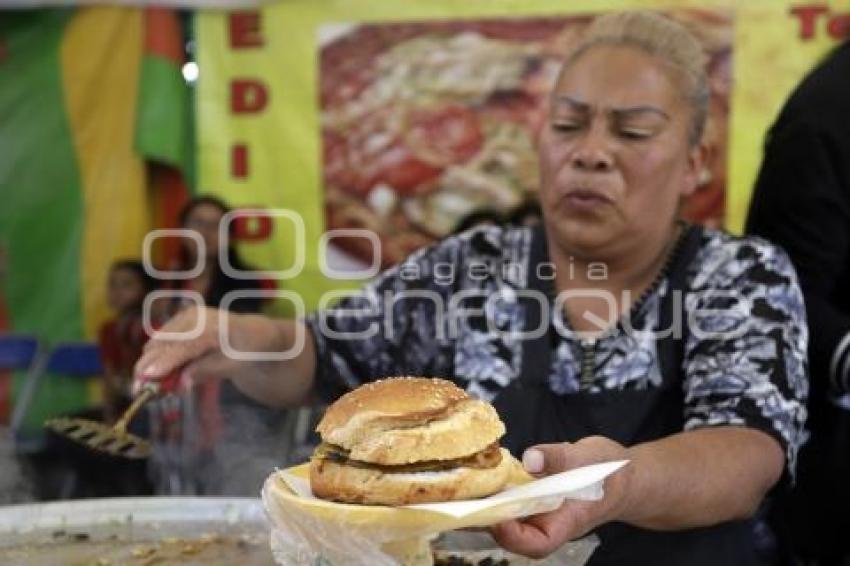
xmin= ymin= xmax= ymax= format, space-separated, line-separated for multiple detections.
xmin=682 ymin=142 xmax=709 ymax=198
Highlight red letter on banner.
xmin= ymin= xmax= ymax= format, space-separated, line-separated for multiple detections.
xmin=229 ymin=12 xmax=264 ymax=48
xmin=231 ymin=80 xmax=268 ymax=113
xmin=232 ymin=213 xmax=274 ymax=241
xmin=232 ymin=144 xmax=249 ymax=178
xmin=790 ymin=5 xmax=830 ymax=39
xmin=827 ymin=12 xmax=850 ymax=39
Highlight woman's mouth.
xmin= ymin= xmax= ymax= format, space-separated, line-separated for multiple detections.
xmin=562 ymin=189 xmax=613 ymax=212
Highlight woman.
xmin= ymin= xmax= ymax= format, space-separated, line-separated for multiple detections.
xmin=154 ymin=196 xmax=284 ymax=496
xmin=136 ymin=13 xmax=807 ymax=564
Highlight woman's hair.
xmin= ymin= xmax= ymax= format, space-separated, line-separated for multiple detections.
xmin=178 ymin=194 xmax=233 ymax=233
xmin=110 ymin=259 xmax=158 ymax=295
xmin=176 ymin=195 xmax=264 ymax=311
xmin=507 ymin=198 xmax=543 ymax=227
xmin=563 ymin=11 xmax=710 ymax=147
xmin=452 ymin=208 xmax=505 ymax=234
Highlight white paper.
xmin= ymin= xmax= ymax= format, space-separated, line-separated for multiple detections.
xmin=279 ymin=460 xmax=628 ymax=519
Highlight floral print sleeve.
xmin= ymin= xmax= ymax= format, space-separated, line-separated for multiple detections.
xmin=304 ymin=235 xmax=466 ymax=402
xmin=682 ymin=233 xmax=809 ymax=477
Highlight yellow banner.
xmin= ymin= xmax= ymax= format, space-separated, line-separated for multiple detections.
xmin=196 ymin=0 xmax=845 ymax=309
xmin=62 ymin=7 xmax=150 ymax=339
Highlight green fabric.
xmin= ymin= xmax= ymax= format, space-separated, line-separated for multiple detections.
xmin=135 ymin=54 xmax=194 ymax=185
xmin=0 ymin=11 xmax=91 ymax=433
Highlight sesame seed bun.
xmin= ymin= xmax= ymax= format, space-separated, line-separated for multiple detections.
xmin=316 ymin=377 xmax=505 ymax=465
xmin=310 ymin=377 xmax=515 ymax=505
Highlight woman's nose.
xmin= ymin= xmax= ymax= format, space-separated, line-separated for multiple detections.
xmin=571 ymin=146 xmax=613 ymax=172
xmin=570 ymin=129 xmax=614 ymax=172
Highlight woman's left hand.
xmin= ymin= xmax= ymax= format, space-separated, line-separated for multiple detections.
xmin=490 ymin=436 xmax=632 ymax=559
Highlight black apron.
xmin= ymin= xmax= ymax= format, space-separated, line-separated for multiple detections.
xmin=492 ymin=225 xmax=759 ymax=566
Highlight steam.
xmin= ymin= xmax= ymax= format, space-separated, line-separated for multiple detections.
xmin=147 ymin=384 xmax=322 ymax=497
xmin=0 ymin=427 xmax=34 ymax=504
xmin=202 ymin=400 xmax=295 ymax=496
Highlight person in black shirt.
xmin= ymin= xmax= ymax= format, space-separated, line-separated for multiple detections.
xmin=746 ymin=41 xmax=850 ymax=565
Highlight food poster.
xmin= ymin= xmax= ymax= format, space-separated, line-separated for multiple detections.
xmin=196 ymin=0 xmax=845 ymax=308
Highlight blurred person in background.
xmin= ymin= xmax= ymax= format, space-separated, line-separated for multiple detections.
xmin=99 ymin=260 xmax=158 ymax=425
xmin=746 ymin=40 xmax=850 ymax=566
xmin=152 ymin=195 xmax=287 ymax=496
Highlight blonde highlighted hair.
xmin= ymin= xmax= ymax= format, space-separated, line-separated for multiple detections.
xmin=564 ymin=11 xmax=710 ymax=146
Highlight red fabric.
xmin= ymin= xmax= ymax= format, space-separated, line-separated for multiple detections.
xmin=144 ymin=8 xmax=184 ymax=63
xmin=259 ymin=277 xmax=276 ymax=291
xmin=99 ymin=315 xmax=150 ymax=419
xmin=150 ymin=164 xmax=191 ymax=267
xmin=98 ymin=316 xmax=149 ymax=376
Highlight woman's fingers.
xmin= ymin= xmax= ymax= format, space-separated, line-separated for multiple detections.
xmin=491 ymin=519 xmax=550 ymax=558
xmin=133 ymin=306 xmax=221 ymax=387
xmin=495 ymin=437 xmax=630 ymax=558
xmin=135 ymin=342 xmax=190 ymax=381
xmin=491 ymin=504 xmax=585 ymax=559
xmin=522 ymin=437 xmax=626 ymax=475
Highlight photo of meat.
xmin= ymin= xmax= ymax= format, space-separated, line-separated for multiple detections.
xmin=318 ymin=11 xmax=733 ymax=267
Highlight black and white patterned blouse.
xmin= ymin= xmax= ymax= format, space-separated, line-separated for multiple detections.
xmin=306 ymin=225 xmax=809 ymax=475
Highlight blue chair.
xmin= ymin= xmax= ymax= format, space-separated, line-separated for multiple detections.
xmin=45 ymin=342 xmax=103 ymax=376
xmin=0 ymin=335 xmax=43 ymax=426
xmin=10 ymin=340 xmax=102 ymax=452
xmin=0 ymin=335 xmax=40 ymax=370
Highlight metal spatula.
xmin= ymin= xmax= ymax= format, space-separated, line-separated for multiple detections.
xmin=45 ymin=381 xmax=160 ymax=459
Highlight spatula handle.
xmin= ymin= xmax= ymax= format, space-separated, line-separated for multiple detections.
xmin=114 ymin=382 xmax=158 ymax=433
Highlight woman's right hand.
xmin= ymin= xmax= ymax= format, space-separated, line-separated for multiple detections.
xmin=132 ymin=305 xmax=317 ymax=407
xmin=133 ymin=306 xmax=250 ymax=392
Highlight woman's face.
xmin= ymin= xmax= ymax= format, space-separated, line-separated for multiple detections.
xmin=183 ymin=203 xmax=225 ymax=260
xmin=538 ymin=44 xmax=704 ymax=256
xmin=108 ymin=268 xmax=146 ymax=313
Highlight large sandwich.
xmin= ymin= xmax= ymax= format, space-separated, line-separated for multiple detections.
xmin=309 ymin=377 xmax=520 ymax=505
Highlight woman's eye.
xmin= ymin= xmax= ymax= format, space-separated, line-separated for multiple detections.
xmin=618 ymin=129 xmax=651 ymax=140
xmin=552 ymin=122 xmax=581 ymax=133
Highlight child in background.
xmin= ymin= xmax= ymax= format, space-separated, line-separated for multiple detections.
xmin=98 ymin=260 xmax=157 ymax=424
